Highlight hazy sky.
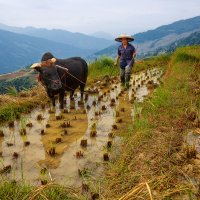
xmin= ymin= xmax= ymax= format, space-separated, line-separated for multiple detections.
xmin=0 ymin=0 xmax=199 ymax=36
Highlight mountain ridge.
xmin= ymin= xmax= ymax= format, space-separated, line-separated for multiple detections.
xmin=89 ymin=16 xmax=200 ymax=59
xmin=1 ymin=16 xmax=200 ymax=73
xmin=0 ymin=29 xmax=92 ymax=74
xmin=0 ymin=23 xmax=114 ymax=51
xmin=133 ymin=16 xmax=200 ymax=43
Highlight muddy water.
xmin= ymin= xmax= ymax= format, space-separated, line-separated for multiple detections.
xmin=0 ymin=68 xmax=162 ymax=187
xmin=186 ymin=129 xmax=200 ymax=152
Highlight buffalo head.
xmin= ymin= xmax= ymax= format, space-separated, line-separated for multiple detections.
xmin=30 ymin=58 xmax=62 ymax=91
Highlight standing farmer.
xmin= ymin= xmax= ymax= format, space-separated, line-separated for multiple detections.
xmin=114 ymin=34 xmax=136 ymax=88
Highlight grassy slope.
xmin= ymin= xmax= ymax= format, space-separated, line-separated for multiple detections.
xmin=103 ymin=46 xmax=200 ymax=199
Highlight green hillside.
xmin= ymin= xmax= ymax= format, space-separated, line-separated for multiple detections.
xmin=0 ymin=75 xmax=37 ymax=94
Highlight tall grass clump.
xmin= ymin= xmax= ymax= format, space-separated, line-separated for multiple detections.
xmin=6 ymin=86 xmax=19 ymax=96
xmin=173 ymin=46 xmax=200 ymax=63
xmin=88 ymin=56 xmax=117 ymax=80
xmin=134 ymin=54 xmax=170 ymax=73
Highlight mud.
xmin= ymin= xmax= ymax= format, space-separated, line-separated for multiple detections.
xmin=0 ymin=68 xmax=162 ymax=187
xmin=186 ymin=129 xmax=200 ymax=152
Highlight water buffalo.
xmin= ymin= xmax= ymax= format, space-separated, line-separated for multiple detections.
xmin=30 ymin=52 xmax=88 ymax=109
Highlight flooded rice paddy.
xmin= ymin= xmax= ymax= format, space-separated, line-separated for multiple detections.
xmin=0 ymin=68 xmax=162 ymax=187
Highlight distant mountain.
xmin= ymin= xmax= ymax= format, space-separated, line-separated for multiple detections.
xmin=155 ymin=31 xmax=200 ymax=55
xmin=134 ymin=16 xmax=200 ymax=43
xmin=0 ymin=24 xmax=114 ymax=52
xmin=0 ymin=29 xmax=92 ymax=74
xmin=91 ymin=31 xmax=114 ymax=40
xmin=87 ymin=44 xmax=118 ymax=60
xmin=1 ymin=16 xmax=200 ymax=74
xmin=89 ymin=16 xmax=200 ymax=59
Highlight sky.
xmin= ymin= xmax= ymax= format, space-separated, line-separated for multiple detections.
xmin=0 ymin=0 xmax=199 ymax=36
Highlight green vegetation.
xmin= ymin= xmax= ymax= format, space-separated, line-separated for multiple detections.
xmin=5 ymin=86 xmax=19 ymax=96
xmin=0 ymin=181 xmax=82 ymax=200
xmin=88 ymin=56 xmax=117 ymax=82
xmin=133 ymin=54 xmax=170 ymax=73
xmin=88 ymin=55 xmax=169 ymax=82
xmin=0 ymin=75 xmax=37 ymax=94
xmin=0 ymin=87 xmax=47 ymax=123
xmin=103 ymin=46 xmax=200 ymax=199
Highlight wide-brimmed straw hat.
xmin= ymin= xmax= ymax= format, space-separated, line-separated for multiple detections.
xmin=115 ymin=34 xmax=134 ymax=42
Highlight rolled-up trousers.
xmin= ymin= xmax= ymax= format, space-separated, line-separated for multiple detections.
xmin=120 ymin=65 xmax=133 ymax=83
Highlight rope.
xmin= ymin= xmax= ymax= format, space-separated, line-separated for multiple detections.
xmin=40 ymin=61 xmax=115 ymax=85
xmin=38 ymin=63 xmax=117 ymax=101
xmin=67 ymin=71 xmax=86 ymax=85
xmin=56 ymin=65 xmax=86 ymax=85
xmin=40 ymin=76 xmax=75 ymax=92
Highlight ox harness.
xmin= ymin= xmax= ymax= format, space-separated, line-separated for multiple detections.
xmin=38 ymin=64 xmax=85 ymax=92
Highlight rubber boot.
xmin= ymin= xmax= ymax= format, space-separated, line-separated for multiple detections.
xmin=120 ymin=77 xmax=125 ymax=86
xmin=125 ymin=74 xmax=130 ymax=89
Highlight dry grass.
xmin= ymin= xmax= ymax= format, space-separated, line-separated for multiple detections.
xmin=0 ymin=180 xmax=84 ymax=200
xmin=118 ymin=182 xmax=153 ymax=200
xmin=27 ymin=182 xmax=81 ymax=200
xmin=0 ymin=85 xmax=48 ymax=122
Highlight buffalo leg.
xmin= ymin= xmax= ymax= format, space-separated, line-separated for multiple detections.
xmin=47 ymin=92 xmax=56 ymax=107
xmin=70 ymin=90 xmax=75 ymax=100
xmin=80 ymin=84 xmax=85 ymax=100
xmin=59 ymin=92 xmax=65 ymax=109
xmin=50 ymin=96 xmax=56 ymax=107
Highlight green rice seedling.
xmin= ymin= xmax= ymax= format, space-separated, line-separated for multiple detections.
xmin=133 ymin=104 xmax=143 ymax=119
xmin=40 ymin=167 xmax=48 ymax=185
xmin=20 ymin=116 xmax=27 ymax=136
xmin=78 ymin=168 xmax=91 ymax=179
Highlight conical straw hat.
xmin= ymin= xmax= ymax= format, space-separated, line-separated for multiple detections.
xmin=115 ymin=33 xmax=134 ymax=42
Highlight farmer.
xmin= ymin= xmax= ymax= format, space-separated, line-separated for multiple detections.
xmin=114 ymin=34 xmax=136 ymax=88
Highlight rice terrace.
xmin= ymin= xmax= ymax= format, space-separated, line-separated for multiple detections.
xmin=0 ymin=46 xmax=199 ymax=199
xmin=0 ymin=1 xmax=200 ymax=199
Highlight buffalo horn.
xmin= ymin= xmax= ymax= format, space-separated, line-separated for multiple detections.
xmin=30 ymin=63 xmax=41 ymax=69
